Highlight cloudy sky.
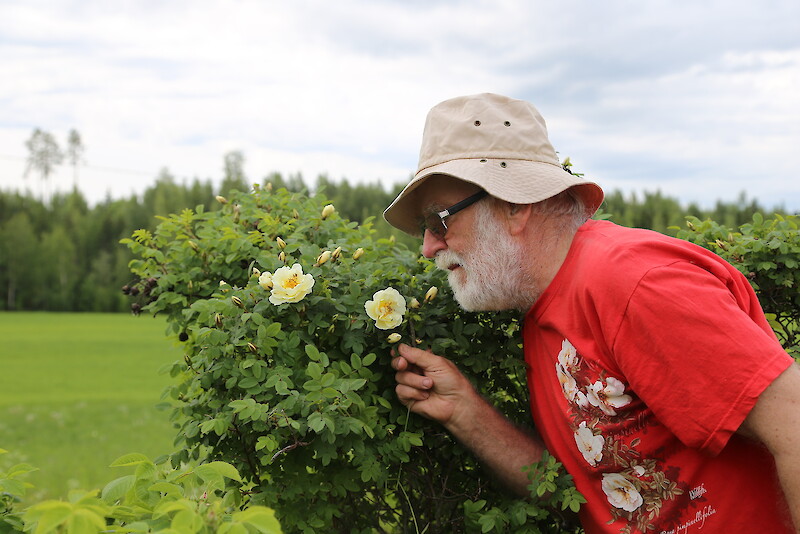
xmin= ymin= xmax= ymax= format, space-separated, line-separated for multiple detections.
xmin=1 ymin=0 xmax=799 ymax=212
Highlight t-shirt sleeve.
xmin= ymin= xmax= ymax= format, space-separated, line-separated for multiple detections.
xmin=610 ymin=260 xmax=793 ymax=456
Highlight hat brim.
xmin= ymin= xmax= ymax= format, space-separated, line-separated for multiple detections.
xmin=384 ymin=158 xmax=604 ymax=236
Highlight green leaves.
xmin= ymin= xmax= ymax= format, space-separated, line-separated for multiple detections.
xmin=0 ymin=452 xmax=284 ymax=534
xmin=125 ymin=185 xmax=577 ymax=532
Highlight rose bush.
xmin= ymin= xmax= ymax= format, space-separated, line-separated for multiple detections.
xmin=123 ymin=185 xmax=584 ymax=533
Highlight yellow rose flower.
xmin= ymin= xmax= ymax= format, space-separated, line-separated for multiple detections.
xmin=364 ymin=287 xmax=407 ymax=330
xmin=269 ymin=263 xmax=315 ymax=305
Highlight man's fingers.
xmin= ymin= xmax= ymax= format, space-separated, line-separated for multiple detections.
xmin=397 ymin=343 xmax=438 ymax=367
xmin=395 ymin=369 xmax=433 ymax=391
xmin=395 ymin=383 xmax=430 ymax=404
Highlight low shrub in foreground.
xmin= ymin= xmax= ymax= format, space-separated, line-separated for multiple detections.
xmin=0 ymin=449 xmax=281 ymax=534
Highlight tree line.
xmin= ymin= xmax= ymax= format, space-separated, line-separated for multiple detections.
xmin=0 ymin=151 xmax=791 ymax=312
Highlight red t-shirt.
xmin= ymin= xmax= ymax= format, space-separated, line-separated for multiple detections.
xmin=523 ymin=220 xmax=795 ymax=533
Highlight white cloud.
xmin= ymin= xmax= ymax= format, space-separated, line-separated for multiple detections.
xmin=1 ymin=0 xmax=798 ymax=210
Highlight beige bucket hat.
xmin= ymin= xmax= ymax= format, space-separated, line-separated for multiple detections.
xmin=384 ymin=93 xmax=604 ymax=236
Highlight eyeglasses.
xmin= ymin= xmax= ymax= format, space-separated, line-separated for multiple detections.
xmin=419 ymin=190 xmax=488 ymax=238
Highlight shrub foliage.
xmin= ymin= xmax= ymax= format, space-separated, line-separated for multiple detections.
xmin=120 ymin=185 xmax=797 ymax=533
xmin=122 ymin=186 xmax=584 ymax=533
xmin=0 ymin=449 xmax=281 ymax=534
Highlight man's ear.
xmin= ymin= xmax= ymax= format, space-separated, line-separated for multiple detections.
xmin=505 ymin=202 xmax=532 ymax=236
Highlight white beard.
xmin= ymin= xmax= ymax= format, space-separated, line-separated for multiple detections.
xmin=435 ymin=203 xmax=536 ymax=312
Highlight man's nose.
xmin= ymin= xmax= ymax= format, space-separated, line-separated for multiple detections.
xmin=421 ymin=229 xmax=447 ymax=258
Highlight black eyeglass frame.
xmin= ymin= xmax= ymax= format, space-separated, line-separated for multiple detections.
xmin=420 ymin=190 xmax=489 ymax=238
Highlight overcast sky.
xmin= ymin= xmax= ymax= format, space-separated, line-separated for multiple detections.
xmin=1 ymin=0 xmax=799 ymax=212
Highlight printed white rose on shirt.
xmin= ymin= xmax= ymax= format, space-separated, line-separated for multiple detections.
xmin=556 ymin=338 xmax=582 ymax=403
xmin=587 ymin=377 xmax=632 ymax=416
xmin=556 ymin=361 xmax=579 ymax=402
xmin=602 ymin=473 xmax=643 ymax=513
xmin=574 ymin=422 xmax=604 ymax=466
xmin=557 ymin=339 xmax=579 ymax=369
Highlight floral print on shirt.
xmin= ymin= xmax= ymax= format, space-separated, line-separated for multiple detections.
xmin=556 ymin=339 xmax=685 ymax=534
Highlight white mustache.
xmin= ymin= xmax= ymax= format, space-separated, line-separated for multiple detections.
xmin=435 ymin=250 xmax=463 ymax=270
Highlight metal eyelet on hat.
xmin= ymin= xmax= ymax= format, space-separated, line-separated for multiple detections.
xmin=504 ymin=121 xmax=511 ymax=127
xmin=474 ymin=120 xmax=481 ymax=126
xmin=480 ymin=159 xmax=487 ymax=163
xmin=500 ymin=162 xmax=507 ymax=168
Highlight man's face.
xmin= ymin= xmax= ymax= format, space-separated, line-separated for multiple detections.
xmin=418 ymin=177 xmax=534 ymax=312
xmin=436 ymin=201 xmax=535 ymax=311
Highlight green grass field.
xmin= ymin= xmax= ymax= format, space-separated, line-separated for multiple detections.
xmin=0 ymin=312 xmax=180 ymax=504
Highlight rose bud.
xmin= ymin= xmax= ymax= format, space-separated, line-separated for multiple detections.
xmin=321 ymin=204 xmax=335 ymax=219
xmin=316 ymin=250 xmax=332 ymax=266
xmin=231 ymin=296 xmax=244 ymax=308
xmin=258 ymin=272 xmax=273 ymax=290
xmin=424 ymin=286 xmax=438 ymax=303
xmin=276 ymin=237 xmax=287 ymax=249
xmin=387 ymin=333 xmax=402 ymax=343
xmin=216 ymin=195 xmax=228 ymax=204
xmin=353 ymin=247 xmax=365 ymax=260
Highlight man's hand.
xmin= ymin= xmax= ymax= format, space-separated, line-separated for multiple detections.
xmin=391 ymin=343 xmax=479 ymax=429
xmin=391 ymin=343 xmax=547 ymax=496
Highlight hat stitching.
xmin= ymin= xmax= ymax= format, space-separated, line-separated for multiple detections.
xmin=416 ymin=156 xmax=563 ymax=176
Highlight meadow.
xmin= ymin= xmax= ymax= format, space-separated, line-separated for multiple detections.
xmin=0 ymin=312 xmax=180 ymax=504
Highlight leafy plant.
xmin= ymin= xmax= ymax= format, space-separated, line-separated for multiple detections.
xmin=1 ymin=449 xmax=37 ymax=533
xmin=123 ymin=185 xmax=584 ymax=533
xmin=672 ymin=213 xmax=800 ymax=359
xmin=0 ymin=451 xmax=281 ymax=534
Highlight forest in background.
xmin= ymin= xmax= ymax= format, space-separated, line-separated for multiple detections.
xmin=0 ymin=151 xmax=792 ymax=312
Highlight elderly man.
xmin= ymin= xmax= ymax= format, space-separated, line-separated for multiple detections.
xmin=384 ymin=93 xmax=799 ymax=533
